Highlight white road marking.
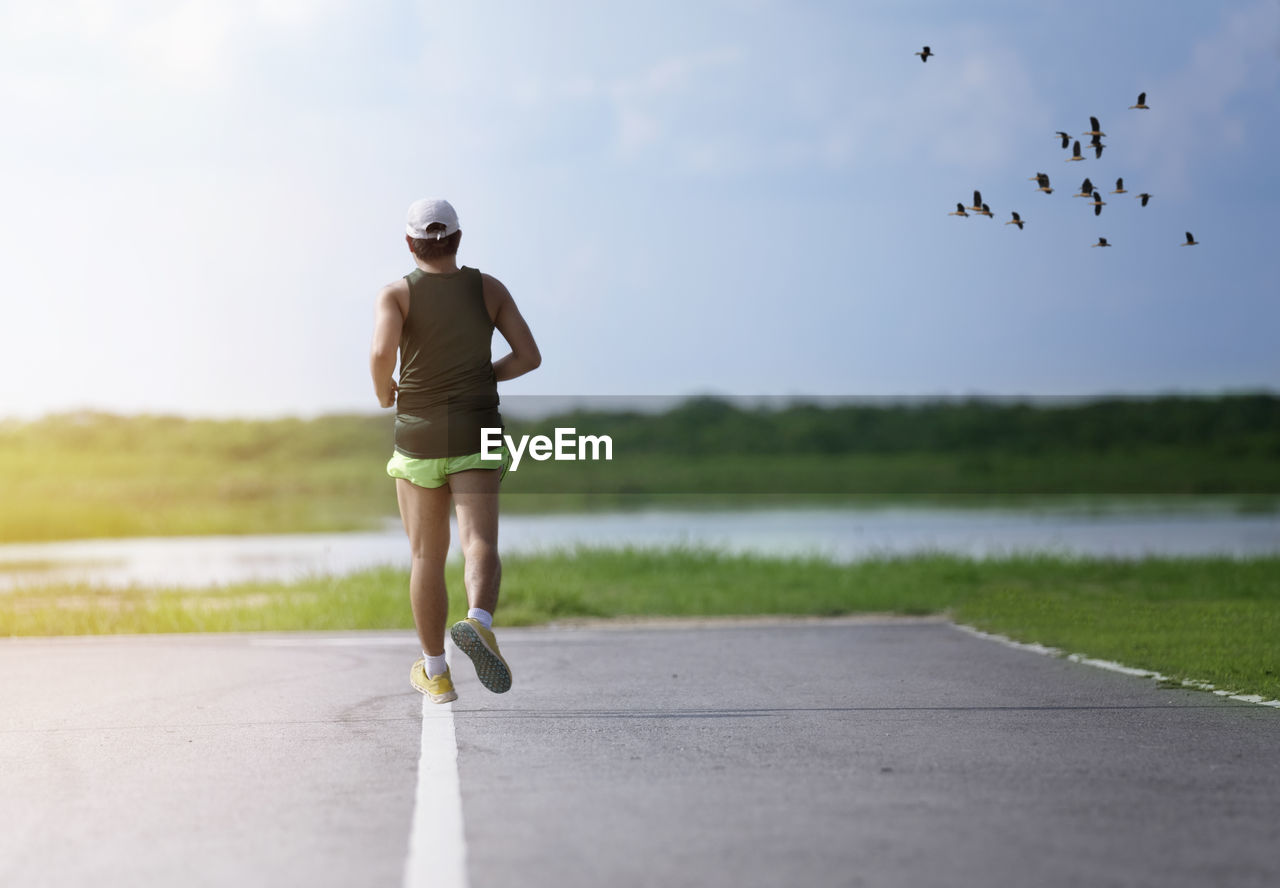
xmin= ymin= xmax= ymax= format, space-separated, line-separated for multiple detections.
xmin=954 ymin=623 xmax=1280 ymax=708
xmin=403 ymin=698 xmax=469 ymax=888
xmin=249 ymin=633 xmax=469 ymax=882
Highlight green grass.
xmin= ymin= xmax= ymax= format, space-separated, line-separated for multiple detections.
xmin=3 ymin=550 xmax=1277 ymax=701
xmin=0 ymin=413 xmax=398 ymax=541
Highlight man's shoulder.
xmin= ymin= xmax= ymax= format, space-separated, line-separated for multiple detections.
xmin=377 ymin=277 xmax=411 ymax=313
xmin=478 ymin=271 xmax=511 ymax=297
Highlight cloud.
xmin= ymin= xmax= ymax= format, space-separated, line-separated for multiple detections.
xmin=130 ymin=1 xmax=243 ymax=87
xmin=503 ymin=46 xmax=750 ymax=165
xmin=908 ymin=51 xmax=1048 ymax=170
xmin=387 ymin=11 xmax=1049 ymax=180
xmin=597 ymin=27 xmax=1046 ymax=177
xmin=0 ymin=0 xmax=346 ymax=95
xmin=612 ymin=46 xmax=746 ymax=100
xmin=616 ymin=106 xmax=663 ymax=154
xmin=1134 ymin=0 xmax=1280 ymax=193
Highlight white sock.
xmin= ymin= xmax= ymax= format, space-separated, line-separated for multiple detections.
xmin=467 ymin=607 xmax=493 ymax=630
xmin=425 ymin=652 xmax=448 ymax=679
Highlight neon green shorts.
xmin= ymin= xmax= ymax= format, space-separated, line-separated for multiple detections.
xmin=386 ymin=446 xmax=511 ymax=489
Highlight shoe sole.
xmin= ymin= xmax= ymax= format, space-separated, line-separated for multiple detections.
xmin=415 ymin=685 xmax=458 ymax=703
xmin=450 ymin=622 xmax=512 ymax=694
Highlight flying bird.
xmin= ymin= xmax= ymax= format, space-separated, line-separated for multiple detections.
xmin=1056 ymin=131 xmax=1071 ymax=149
xmin=1005 ymin=211 xmax=1025 ymax=229
xmin=948 ymin=202 xmax=969 ymax=217
xmin=967 ymin=190 xmax=985 ymax=213
xmin=1092 ymin=237 xmax=1111 ymax=247
xmin=1035 ymin=173 xmax=1054 ymax=194
xmin=1089 ymin=191 xmax=1106 ymax=216
xmin=1111 ymin=178 xmax=1126 ymax=194
xmin=1183 ymin=231 xmax=1199 ymax=246
xmin=915 ymin=46 xmax=933 ymax=62
xmin=1074 ymin=177 xmax=1094 ymax=197
xmin=1083 ymin=116 xmax=1106 ymax=137
xmin=1136 ymin=193 xmax=1152 ymax=207
xmin=978 ymin=203 xmax=994 ymax=218
xmin=1067 ymin=140 xmax=1085 ymax=162
xmin=1090 ymin=135 xmax=1106 ymax=159
xmin=1129 ymin=92 xmax=1149 ymax=109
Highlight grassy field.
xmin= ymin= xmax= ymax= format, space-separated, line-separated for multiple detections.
xmin=0 ymin=413 xmax=395 ymax=542
xmin=2 ymin=410 xmax=1278 ymax=542
xmin=3 ymin=550 xmax=1276 ymax=701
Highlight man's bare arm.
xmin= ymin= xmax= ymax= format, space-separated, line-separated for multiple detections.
xmin=484 ymin=274 xmax=542 ymax=382
xmin=370 ymin=282 xmax=406 ymax=408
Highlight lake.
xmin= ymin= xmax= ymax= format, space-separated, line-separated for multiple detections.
xmin=1 ymin=506 xmax=1278 ymax=591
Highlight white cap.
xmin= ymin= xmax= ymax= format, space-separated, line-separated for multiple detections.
xmin=405 ymin=198 xmax=460 ymax=240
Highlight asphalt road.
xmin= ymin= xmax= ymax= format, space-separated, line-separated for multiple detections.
xmin=1 ymin=621 xmax=1277 ymax=888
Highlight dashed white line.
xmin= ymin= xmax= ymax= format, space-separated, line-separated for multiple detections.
xmin=403 ymin=698 xmax=469 ymax=888
xmin=954 ymin=623 xmax=1280 ymax=708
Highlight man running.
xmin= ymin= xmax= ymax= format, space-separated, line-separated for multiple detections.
xmin=369 ymin=198 xmax=541 ymax=702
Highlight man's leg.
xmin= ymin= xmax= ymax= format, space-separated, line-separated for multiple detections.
xmin=448 ymin=468 xmax=502 ymax=615
xmin=446 ymin=468 xmax=511 ymax=693
xmin=395 ymin=478 xmax=452 ymax=658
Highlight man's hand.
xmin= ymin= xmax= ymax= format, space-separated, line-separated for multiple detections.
xmin=379 ymin=378 xmax=398 ymax=409
xmin=484 ymin=274 xmax=542 ymax=382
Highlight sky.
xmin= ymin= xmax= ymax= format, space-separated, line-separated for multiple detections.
xmin=1 ymin=0 xmax=1278 ymax=418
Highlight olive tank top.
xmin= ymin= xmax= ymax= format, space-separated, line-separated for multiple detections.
xmin=394 ymin=266 xmax=503 ymax=458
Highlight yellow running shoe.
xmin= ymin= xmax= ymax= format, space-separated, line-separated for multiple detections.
xmin=410 ymin=659 xmax=458 ymax=703
xmin=449 ymin=618 xmax=512 ymax=694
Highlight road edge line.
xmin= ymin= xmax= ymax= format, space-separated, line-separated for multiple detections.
xmin=951 ymin=623 xmax=1280 ymax=709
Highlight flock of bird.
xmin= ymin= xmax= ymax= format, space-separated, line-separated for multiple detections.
xmin=918 ymin=47 xmax=1200 ymax=249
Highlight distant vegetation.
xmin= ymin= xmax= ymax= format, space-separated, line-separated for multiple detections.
xmin=519 ymin=393 xmax=1280 ymax=456
xmin=500 ymin=393 xmax=1280 ymax=496
xmin=0 ymin=413 xmax=394 ymax=542
xmin=0 ymin=394 xmax=1277 ymax=542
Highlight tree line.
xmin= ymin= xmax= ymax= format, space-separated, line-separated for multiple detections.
xmin=507 ymin=394 xmax=1280 ymax=456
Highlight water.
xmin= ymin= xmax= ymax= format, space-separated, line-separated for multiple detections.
xmin=1 ymin=507 xmax=1278 ymax=591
